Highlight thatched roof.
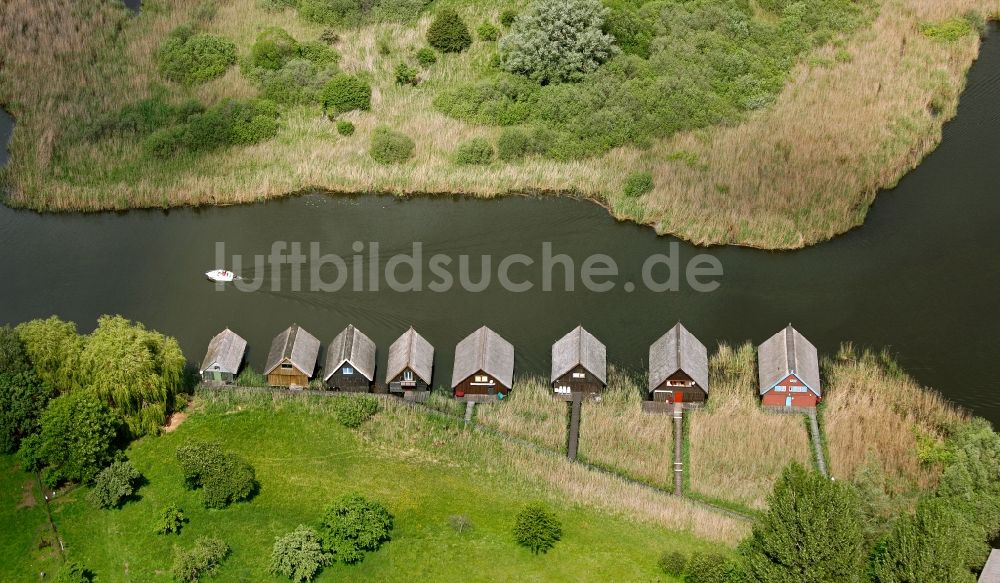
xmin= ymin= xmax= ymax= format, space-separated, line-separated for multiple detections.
xmin=386 ymin=327 xmax=434 ymax=385
xmin=757 ymin=324 xmax=821 ymax=396
xmin=980 ymin=549 xmax=1000 ymax=583
xmin=199 ymin=328 xmax=247 ymax=375
xmin=550 ymin=326 xmax=607 ymax=384
xmin=451 ymin=326 xmax=514 ymax=389
xmin=324 ymin=325 xmax=377 ymax=381
xmin=648 ymin=323 xmax=708 ymax=393
xmin=264 ymin=324 xmax=320 ymax=376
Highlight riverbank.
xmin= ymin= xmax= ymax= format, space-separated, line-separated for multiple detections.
xmin=0 ymin=0 xmax=996 ymax=249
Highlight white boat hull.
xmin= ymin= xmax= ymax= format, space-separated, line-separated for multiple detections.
xmin=206 ymin=269 xmax=236 ymax=283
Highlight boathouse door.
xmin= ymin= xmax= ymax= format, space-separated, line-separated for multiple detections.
xmin=785 ymin=395 xmax=792 ymax=408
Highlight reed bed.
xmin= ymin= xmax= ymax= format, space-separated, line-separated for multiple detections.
xmin=822 ymin=344 xmax=969 ymax=493
xmin=687 ymin=343 xmax=813 ymax=511
xmin=475 ymin=376 xmax=568 ymax=453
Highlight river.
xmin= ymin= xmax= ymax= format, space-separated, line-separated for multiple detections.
xmin=0 ymin=30 xmax=998 ymax=426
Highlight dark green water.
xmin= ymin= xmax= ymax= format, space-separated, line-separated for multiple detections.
xmin=1 ymin=33 xmax=998 ymax=425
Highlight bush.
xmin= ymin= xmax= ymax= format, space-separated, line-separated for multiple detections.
xmin=415 ymin=47 xmax=437 ymax=67
xmin=0 ymin=370 xmax=52 ymax=454
xmin=321 ymin=74 xmax=371 ymax=115
xmin=88 ymin=459 xmax=142 ymax=509
xmin=369 ymin=127 xmax=415 ymax=164
xmin=454 ymin=137 xmax=494 ymax=165
xmin=52 ymin=561 xmax=92 ymax=583
xmin=623 ymin=172 xmax=653 ymax=198
xmin=512 ymin=502 xmax=562 ymax=554
xmin=258 ymin=59 xmax=339 ymax=105
xmin=271 ymin=525 xmax=330 ymax=582
xmin=500 ymin=9 xmax=517 ymax=27
xmin=29 ymin=391 xmax=119 ymax=487
xmin=394 ymin=63 xmax=418 ymax=85
xmin=658 ymin=550 xmax=687 ymax=576
xmin=157 ymin=26 xmax=237 ymax=85
xmin=299 ymin=0 xmax=362 ymax=26
xmin=331 ymin=395 xmax=379 ymax=427
xmin=500 ymin=0 xmax=617 ymax=84
xmin=143 ymin=99 xmax=279 ymax=156
xmin=299 ymin=40 xmax=340 ymax=66
xmin=448 ymin=514 xmax=473 ymax=534
xmin=336 ymin=120 xmax=355 ymax=136
xmin=318 ymin=494 xmax=393 ymax=564
xmin=685 ymin=552 xmax=730 ymax=583
xmin=156 ymin=503 xmax=187 ymax=535
xmin=920 ymin=17 xmax=974 ymax=42
xmin=172 ymin=537 xmax=229 ymax=583
xmin=258 ymin=0 xmax=297 ymax=11
xmin=478 ymin=22 xmax=500 ymax=41
xmin=236 ymin=367 xmax=267 ymax=387
xmin=249 ymin=27 xmax=299 ymax=70
xmin=176 ymin=440 xmax=257 ymax=508
xmin=497 ymin=127 xmax=545 ymax=161
xmin=432 ymin=73 xmax=539 ymax=126
xmin=427 ymin=8 xmax=472 ymax=53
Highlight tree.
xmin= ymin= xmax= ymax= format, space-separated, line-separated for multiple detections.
xmin=25 ymin=391 xmax=119 ymax=487
xmin=51 ymin=560 xmax=93 ymax=583
xmin=0 ymin=325 xmax=30 ymax=375
xmin=0 ymin=370 xmax=53 ymax=453
xmin=271 ymin=525 xmax=330 ymax=582
xmin=740 ymin=463 xmax=865 ymax=583
xmin=176 ymin=440 xmax=257 ymax=508
xmin=512 ymin=502 xmax=562 ymax=554
xmin=87 ymin=459 xmax=142 ymax=509
xmin=499 ymin=0 xmax=617 ymax=83
xmin=156 ymin=503 xmax=187 ymax=535
xmin=157 ymin=26 xmax=237 ymax=85
xmin=426 ymin=8 xmax=472 ymax=53
xmin=16 ymin=316 xmax=83 ymax=389
xmin=318 ymin=494 xmax=393 ymax=564
xmin=171 ymin=537 xmax=229 ymax=583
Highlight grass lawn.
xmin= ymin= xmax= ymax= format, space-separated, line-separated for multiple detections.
xmin=1 ymin=391 xmax=734 ymax=582
xmin=0 ymin=458 xmax=62 ymax=579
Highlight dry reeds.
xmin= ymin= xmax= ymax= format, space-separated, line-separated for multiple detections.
xmin=475 ymin=376 xmax=568 ymax=452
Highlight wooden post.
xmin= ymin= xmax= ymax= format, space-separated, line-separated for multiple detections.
xmin=567 ymin=393 xmax=583 ymax=461
xmin=464 ymin=401 xmax=475 ymax=424
xmin=673 ymin=403 xmax=684 ymax=495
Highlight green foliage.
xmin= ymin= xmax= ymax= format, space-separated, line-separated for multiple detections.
xmin=236 ymin=366 xmax=267 ymax=387
xmin=500 ymin=9 xmax=517 ymax=27
xmin=433 ymin=73 xmax=538 ymax=126
xmin=369 ymin=127 xmax=415 ymax=164
xmin=426 ymin=8 xmax=472 ymax=53
xmin=271 ymin=525 xmax=331 ymax=582
xmin=318 ymin=494 xmax=393 ymax=564
xmin=499 ymin=0 xmax=617 ymax=84
xmin=497 ymin=127 xmax=547 ymax=161
xmin=171 ymin=537 xmax=230 ymax=583
xmin=258 ymin=59 xmax=340 ymax=105
xmin=321 ymin=74 xmax=371 ymax=115
xmin=87 ymin=459 xmax=142 ymax=509
xmin=298 ymin=0 xmax=427 ymax=27
xmin=176 ymin=439 xmax=257 ymax=508
xmin=448 ymin=514 xmax=473 ymax=533
xmin=258 ymin=0 xmax=297 ymax=11
xmin=28 ymin=391 xmax=120 ymax=487
xmin=920 ymin=18 xmax=974 ymax=42
xmin=330 ymin=395 xmax=379 ymax=428
xmin=16 ymin=316 xmax=83 ymax=389
xmin=52 ymin=561 xmax=93 ymax=583
xmin=156 ymin=503 xmax=187 ymax=535
xmin=685 ymin=552 xmax=731 ymax=583
xmin=454 ymin=137 xmax=494 ymax=165
xmin=377 ymin=34 xmax=393 ymax=56
xmin=415 ymin=47 xmax=437 ymax=67
xmin=478 ymin=22 xmax=500 ymax=42
xmin=851 ymin=453 xmax=903 ymax=545
xmin=157 ymin=26 xmax=236 ymax=86
xmin=143 ymin=99 xmax=280 ymax=156
xmin=740 ymin=462 xmax=865 ymax=582
xmin=604 ymin=1 xmax=655 ymax=58
xmin=0 ymin=370 xmax=52 ymax=453
xmin=299 ymin=40 xmax=340 ymax=66
xmin=87 ymin=96 xmax=204 ymax=141
xmin=0 ymin=325 xmax=30 ymax=375
xmin=336 ymin=120 xmax=355 ymax=136
xmin=193 ymin=0 xmax=218 ymax=22
xmin=512 ymin=502 xmax=562 ymax=554
xmin=250 ymin=27 xmax=301 ymax=70
xmin=395 ymin=63 xmax=418 ymax=85
xmin=658 ymin=550 xmax=687 ymax=576
xmin=914 ymin=428 xmax=952 ymax=465
xmin=623 ymin=172 xmax=653 ymax=198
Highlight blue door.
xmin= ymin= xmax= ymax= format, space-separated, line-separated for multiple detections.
xmin=785 ymin=395 xmax=793 ymax=408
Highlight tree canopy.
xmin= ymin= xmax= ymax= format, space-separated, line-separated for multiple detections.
xmin=318 ymin=494 xmax=393 ymax=564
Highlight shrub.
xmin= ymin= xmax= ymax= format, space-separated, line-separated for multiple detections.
xmin=658 ymin=550 xmax=687 ymax=576
xmin=0 ymin=369 xmax=52 ymax=453
xmin=685 ymin=552 xmax=730 ymax=583
xmin=258 ymin=59 xmax=338 ymax=105
xmin=920 ymin=17 xmax=974 ymax=42
xmin=144 ymin=99 xmax=279 ymax=156
xmin=336 ymin=120 xmax=355 ymax=136
xmin=432 ymin=73 xmax=539 ymax=126
xmin=331 ymin=395 xmax=379 ymax=428
xmin=369 ymin=127 xmax=415 ymax=164
xmin=52 ymin=561 xmax=92 ymax=583
xmin=236 ymin=367 xmax=267 ymax=387
xmin=157 ymin=26 xmax=237 ymax=85
xmin=258 ymin=0 xmax=297 ymax=11
xmin=299 ymin=0 xmax=362 ymax=26
xmin=623 ymin=172 xmax=653 ymax=198
xmin=415 ymin=47 xmax=437 ymax=67
xmin=448 ymin=514 xmax=473 ymax=534
xmin=454 ymin=137 xmax=494 ymax=165
xmin=500 ymin=0 xmax=617 ymax=84
xmin=512 ymin=502 xmax=562 ymax=554
xmin=176 ymin=440 xmax=257 ymax=508
xmin=394 ymin=63 xmax=418 ymax=86
xmin=298 ymin=40 xmax=340 ymax=66
xmin=604 ymin=3 xmax=654 ymax=58
xmin=427 ymin=8 xmax=472 ymax=53
xmin=271 ymin=525 xmax=330 ymax=582
xmin=497 ymin=127 xmax=540 ymax=161
xmin=318 ymin=494 xmax=394 ymax=564
xmin=172 ymin=537 xmax=229 ymax=583
xmin=29 ymin=391 xmax=119 ymax=487
xmin=156 ymin=503 xmax=187 ymax=535
xmin=250 ymin=27 xmax=300 ymax=71
xmin=500 ymin=9 xmax=517 ymax=27
xmin=321 ymin=74 xmax=371 ymax=115
xmin=88 ymin=459 xmax=141 ymax=509
xmin=478 ymin=22 xmax=500 ymax=41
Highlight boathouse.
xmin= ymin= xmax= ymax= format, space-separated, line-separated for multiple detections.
xmin=758 ymin=324 xmax=822 ymax=408
xmin=199 ymin=328 xmax=247 ymax=384
xmin=551 ymin=326 xmax=607 ymax=396
xmin=324 ymin=325 xmax=376 ymax=392
xmin=648 ymin=323 xmax=709 ymax=404
xmin=386 ymin=327 xmax=434 ymax=396
xmin=264 ymin=324 xmax=320 ymax=388
xmin=451 ymin=326 xmax=514 ymax=400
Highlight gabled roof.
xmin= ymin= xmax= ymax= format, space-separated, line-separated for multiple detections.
xmin=451 ymin=326 xmax=514 ymax=389
xmin=648 ymin=323 xmax=709 ymax=393
xmin=199 ymin=328 xmax=247 ymax=375
xmin=264 ymin=324 xmax=320 ymax=376
xmin=324 ymin=325 xmax=377 ymax=381
xmin=757 ymin=324 xmax=821 ymax=396
xmin=386 ymin=327 xmax=434 ymax=385
xmin=551 ymin=326 xmax=607 ymax=384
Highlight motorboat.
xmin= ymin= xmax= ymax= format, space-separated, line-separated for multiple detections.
xmin=206 ymin=269 xmax=238 ymax=283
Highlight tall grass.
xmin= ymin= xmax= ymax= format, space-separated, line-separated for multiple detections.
xmin=687 ymin=343 xmax=812 ymax=511
xmin=476 ymin=376 xmax=568 ymax=452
